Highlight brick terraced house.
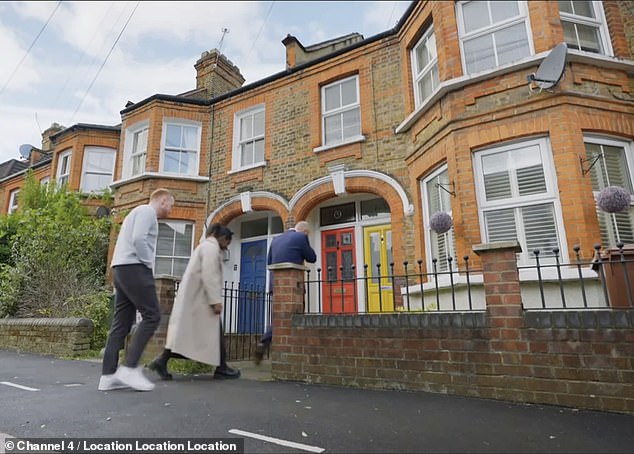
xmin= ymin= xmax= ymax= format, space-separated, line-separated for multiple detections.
xmin=1 ymin=0 xmax=633 ymax=318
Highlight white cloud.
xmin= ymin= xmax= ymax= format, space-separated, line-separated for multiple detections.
xmin=0 ymin=1 xmax=415 ymax=165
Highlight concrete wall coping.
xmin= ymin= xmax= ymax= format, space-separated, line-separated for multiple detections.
xmin=0 ymin=317 xmax=93 ymax=328
xmin=268 ymin=262 xmax=308 ymax=271
xmin=473 ymin=241 xmax=522 ymax=254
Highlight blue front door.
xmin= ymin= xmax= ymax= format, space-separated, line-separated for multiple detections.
xmin=238 ymin=239 xmax=267 ymax=333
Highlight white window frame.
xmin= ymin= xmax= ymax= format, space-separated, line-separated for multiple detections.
xmin=122 ymin=121 xmax=149 ymax=179
xmin=56 ymin=149 xmax=72 ymax=187
xmin=320 ymin=75 xmax=363 ymax=148
xmin=8 ymin=189 xmax=19 ymax=214
xmin=473 ymin=137 xmax=567 ymax=265
xmin=421 ymin=164 xmax=456 ymax=273
xmin=231 ymin=105 xmax=266 ymax=172
xmin=155 ymin=221 xmax=195 ymax=278
xmin=159 ymin=119 xmax=201 ymax=176
xmin=456 ymin=0 xmax=534 ymax=75
xmin=411 ymin=25 xmax=440 ymax=108
xmin=558 ymin=0 xmax=613 ymax=56
xmin=584 ymin=135 xmax=634 ymax=247
xmin=80 ymin=146 xmax=116 ymax=193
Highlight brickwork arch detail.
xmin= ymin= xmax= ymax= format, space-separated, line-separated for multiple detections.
xmin=289 ymin=169 xmax=414 ymax=222
xmin=205 ymin=191 xmax=289 ymax=228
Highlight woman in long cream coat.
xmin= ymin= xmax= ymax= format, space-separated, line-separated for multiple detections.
xmin=148 ymin=223 xmax=238 ymax=379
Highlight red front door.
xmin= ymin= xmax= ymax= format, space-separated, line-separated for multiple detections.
xmin=321 ymin=227 xmax=356 ymax=313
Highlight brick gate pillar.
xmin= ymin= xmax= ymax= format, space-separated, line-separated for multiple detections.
xmin=268 ymin=262 xmax=307 ymax=375
xmin=472 ymin=241 xmax=524 ymax=334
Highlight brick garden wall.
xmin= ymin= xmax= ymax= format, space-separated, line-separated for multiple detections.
xmin=269 ymin=244 xmax=634 ymax=415
xmin=0 ymin=317 xmax=93 ymax=357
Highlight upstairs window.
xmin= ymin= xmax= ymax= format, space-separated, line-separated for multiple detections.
xmin=155 ymin=221 xmax=194 ymax=278
xmin=57 ymin=150 xmax=72 ymax=187
xmin=473 ymin=138 xmax=564 ymax=264
xmin=422 ymin=166 xmax=456 ymax=272
xmin=558 ymin=0 xmax=612 ymax=55
xmin=457 ymin=0 xmax=532 ymax=74
xmin=8 ymin=189 xmax=19 ymax=214
xmin=321 ymin=75 xmax=361 ymax=147
xmin=80 ymin=147 xmax=116 ymax=193
xmin=585 ymin=136 xmax=634 ymax=247
xmin=161 ymin=121 xmax=201 ymax=175
xmin=232 ymin=106 xmax=265 ymax=171
xmin=123 ymin=122 xmax=148 ymax=178
xmin=411 ymin=25 xmax=439 ymax=108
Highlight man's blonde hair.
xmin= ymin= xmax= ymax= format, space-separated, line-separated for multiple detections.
xmin=295 ymin=221 xmax=310 ymax=233
xmin=150 ymin=188 xmax=173 ymax=201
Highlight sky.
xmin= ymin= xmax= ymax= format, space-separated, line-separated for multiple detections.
xmin=0 ymin=1 xmax=412 ymax=164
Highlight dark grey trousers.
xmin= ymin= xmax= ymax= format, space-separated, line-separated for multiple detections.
xmin=102 ymin=264 xmax=161 ymax=375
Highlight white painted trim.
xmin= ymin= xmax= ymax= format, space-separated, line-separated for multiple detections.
xmin=395 ymin=50 xmax=634 ymax=135
xmin=110 ymin=172 xmax=209 ymax=189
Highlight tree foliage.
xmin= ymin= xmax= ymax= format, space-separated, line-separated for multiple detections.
xmin=0 ymin=172 xmax=113 ymax=319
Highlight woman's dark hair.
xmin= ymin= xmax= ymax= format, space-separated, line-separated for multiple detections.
xmin=205 ymin=223 xmax=233 ymax=240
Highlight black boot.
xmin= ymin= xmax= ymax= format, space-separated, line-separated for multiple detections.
xmin=148 ymin=349 xmax=173 ymax=380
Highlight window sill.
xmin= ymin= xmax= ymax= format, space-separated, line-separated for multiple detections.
xmin=313 ymin=135 xmax=366 ymax=153
xmin=227 ymin=162 xmax=267 ymax=175
xmin=110 ymin=172 xmax=209 ymax=189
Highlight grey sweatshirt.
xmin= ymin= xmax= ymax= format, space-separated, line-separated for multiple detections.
xmin=110 ymin=204 xmax=158 ymax=270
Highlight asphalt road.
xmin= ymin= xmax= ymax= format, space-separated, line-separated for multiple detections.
xmin=1 ymin=350 xmax=633 ymax=453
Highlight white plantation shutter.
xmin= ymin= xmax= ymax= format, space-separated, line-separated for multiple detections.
xmin=522 ymin=203 xmax=559 ymax=255
xmin=476 ymin=138 xmax=563 ymax=264
xmin=485 ymin=208 xmax=517 ymax=242
xmin=425 ymin=168 xmax=456 ymax=272
xmin=586 ymin=140 xmax=634 ymax=246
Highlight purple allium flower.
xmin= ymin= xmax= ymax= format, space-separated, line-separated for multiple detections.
xmin=597 ymin=186 xmax=631 ymax=213
xmin=429 ymin=211 xmax=453 ymax=234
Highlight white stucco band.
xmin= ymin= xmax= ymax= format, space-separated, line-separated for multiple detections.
xmin=288 ymin=169 xmax=415 ymax=216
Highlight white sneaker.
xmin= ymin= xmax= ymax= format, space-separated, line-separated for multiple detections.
xmin=98 ymin=374 xmax=128 ymax=391
xmin=115 ymin=365 xmax=155 ymax=391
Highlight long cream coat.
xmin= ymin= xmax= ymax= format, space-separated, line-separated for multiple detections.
xmin=165 ymin=236 xmax=224 ymax=365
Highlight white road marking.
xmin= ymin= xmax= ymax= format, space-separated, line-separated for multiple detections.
xmin=63 ymin=384 xmax=83 ymax=387
xmin=229 ymin=429 xmax=325 ymax=453
xmin=0 ymin=381 xmax=39 ymax=392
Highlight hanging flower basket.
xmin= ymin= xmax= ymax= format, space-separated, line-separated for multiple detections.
xmin=597 ymin=186 xmax=631 ymax=213
xmin=430 ymin=211 xmax=453 ymax=234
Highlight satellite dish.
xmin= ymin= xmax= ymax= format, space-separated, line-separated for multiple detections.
xmin=18 ymin=144 xmax=33 ymax=159
xmin=527 ymin=42 xmax=567 ymax=92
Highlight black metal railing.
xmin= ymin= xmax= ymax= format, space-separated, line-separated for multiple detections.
xmin=518 ymin=243 xmax=634 ymax=310
xmin=172 ymin=279 xmax=271 ymax=361
xmin=304 ymin=256 xmax=484 ymax=314
xmin=221 ymin=282 xmax=271 ymax=361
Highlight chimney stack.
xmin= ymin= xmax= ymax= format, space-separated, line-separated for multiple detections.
xmin=195 ymin=49 xmax=245 ymax=99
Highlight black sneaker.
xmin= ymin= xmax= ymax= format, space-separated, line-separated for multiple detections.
xmin=214 ymin=366 xmax=241 ymax=379
xmin=148 ymin=360 xmax=173 ymax=381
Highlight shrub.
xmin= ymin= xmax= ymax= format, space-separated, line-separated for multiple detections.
xmin=69 ymin=290 xmax=114 ymax=350
xmin=0 ymin=171 xmax=112 ymax=318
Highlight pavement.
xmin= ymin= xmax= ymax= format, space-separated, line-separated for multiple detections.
xmin=2 ymin=350 xmax=634 ymax=453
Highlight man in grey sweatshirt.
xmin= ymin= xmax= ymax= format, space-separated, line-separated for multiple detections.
xmin=98 ymin=188 xmax=175 ymax=392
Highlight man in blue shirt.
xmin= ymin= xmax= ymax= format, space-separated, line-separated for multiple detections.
xmin=255 ymin=221 xmax=316 ymax=365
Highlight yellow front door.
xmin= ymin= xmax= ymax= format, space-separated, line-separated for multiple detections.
xmin=363 ymin=224 xmax=393 ymax=312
